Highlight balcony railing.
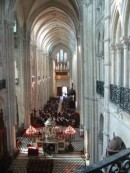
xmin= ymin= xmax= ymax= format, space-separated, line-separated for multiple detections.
xmin=74 ymin=148 xmax=130 ymax=173
xmin=96 ymin=81 xmax=104 ymax=97
xmin=96 ymin=82 xmax=130 ymax=114
xmin=110 ymin=84 xmax=130 ymax=114
xmin=0 ymin=79 xmax=6 ymax=90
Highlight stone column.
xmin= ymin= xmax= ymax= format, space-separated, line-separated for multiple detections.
xmin=103 ymin=0 xmax=111 ymax=157
xmin=32 ymin=45 xmax=37 ymax=109
xmin=44 ymin=54 xmax=48 ymax=103
xmin=120 ymin=36 xmax=129 ymax=88
xmin=46 ymin=58 xmax=48 ymax=101
xmin=116 ymin=43 xmax=123 ymax=86
xmin=40 ymin=50 xmax=44 ymax=107
xmin=18 ymin=31 xmax=25 ymax=125
xmin=82 ymin=0 xmax=98 ymax=163
xmin=99 ymin=133 xmax=103 ymax=160
xmin=96 ymin=53 xmax=101 ymax=80
xmin=0 ymin=21 xmax=3 ymax=74
xmin=42 ymin=54 xmax=45 ymax=106
xmin=96 ymin=56 xmax=100 ymax=80
xmin=76 ymin=35 xmax=82 ymax=112
xmin=81 ymin=0 xmax=89 ymax=157
xmin=4 ymin=20 xmax=16 ymax=154
xmin=110 ymin=44 xmax=116 ymax=84
xmin=52 ymin=59 xmax=56 ymax=96
xmin=101 ymin=55 xmax=104 ymax=81
xmin=39 ymin=49 xmax=42 ymax=108
xmin=96 ymin=53 xmax=104 ymax=81
xmin=36 ymin=49 xmax=40 ymax=109
xmin=23 ymin=35 xmax=31 ymax=128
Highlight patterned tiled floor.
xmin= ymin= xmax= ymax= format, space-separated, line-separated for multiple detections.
xmin=9 ymin=158 xmax=86 ymax=173
xmin=10 ymin=128 xmax=85 ymax=173
xmin=17 ymin=128 xmax=84 ymax=153
xmin=53 ymin=159 xmax=85 ymax=173
xmin=10 ymin=97 xmax=86 ymax=173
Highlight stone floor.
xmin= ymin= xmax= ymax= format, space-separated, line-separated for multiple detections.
xmin=9 ymin=128 xmax=87 ymax=173
xmin=9 ymin=157 xmax=86 ymax=173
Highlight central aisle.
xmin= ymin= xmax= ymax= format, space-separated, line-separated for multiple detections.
xmin=57 ymin=96 xmax=63 ymax=114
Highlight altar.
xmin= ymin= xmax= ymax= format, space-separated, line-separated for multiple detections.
xmin=42 ymin=117 xmax=65 ymax=153
xmin=44 ymin=139 xmax=65 ymax=154
xmin=24 ymin=118 xmax=66 ymax=156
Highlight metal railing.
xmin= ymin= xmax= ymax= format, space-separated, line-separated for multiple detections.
xmin=110 ymin=84 xmax=130 ymax=114
xmin=74 ymin=148 xmax=130 ymax=173
xmin=96 ymin=81 xmax=130 ymax=114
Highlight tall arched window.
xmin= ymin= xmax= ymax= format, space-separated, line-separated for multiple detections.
xmin=55 ymin=49 xmax=69 ymax=71
xmin=60 ymin=49 xmax=63 ymax=61
xmin=14 ymin=20 xmax=18 ymax=48
xmin=13 ymin=20 xmax=17 ymax=33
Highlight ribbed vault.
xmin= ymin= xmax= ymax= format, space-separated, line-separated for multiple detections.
xmin=30 ymin=1 xmax=79 ymax=54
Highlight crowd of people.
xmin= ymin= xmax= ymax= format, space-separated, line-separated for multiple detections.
xmin=16 ymin=96 xmax=80 ymax=154
xmin=31 ymin=96 xmax=80 ymax=128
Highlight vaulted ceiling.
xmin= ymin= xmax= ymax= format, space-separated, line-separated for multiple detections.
xmin=20 ymin=0 xmax=80 ymax=54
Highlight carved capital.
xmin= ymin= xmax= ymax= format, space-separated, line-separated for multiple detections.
xmin=82 ymin=0 xmax=92 ymax=7
xmin=96 ymin=52 xmax=104 ymax=59
xmin=120 ymin=36 xmax=129 ymax=48
xmin=110 ymin=44 xmax=116 ymax=51
xmin=4 ymin=19 xmax=14 ymax=29
xmin=116 ymin=43 xmax=123 ymax=50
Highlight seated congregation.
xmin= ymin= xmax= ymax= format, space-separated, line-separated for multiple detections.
xmin=15 ymin=96 xmax=80 ymax=158
xmin=30 ymin=96 xmax=80 ymax=128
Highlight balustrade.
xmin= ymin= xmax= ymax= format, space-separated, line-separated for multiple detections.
xmin=110 ymin=84 xmax=130 ymax=114
xmin=96 ymin=81 xmax=130 ymax=113
xmin=74 ymin=148 xmax=130 ymax=173
xmin=96 ymin=81 xmax=130 ymax=114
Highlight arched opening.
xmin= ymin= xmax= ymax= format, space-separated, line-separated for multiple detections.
xmin=62 ymin=86 xmax=67 ymax=97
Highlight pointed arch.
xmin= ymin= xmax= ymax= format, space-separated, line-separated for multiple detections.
xmin=122 ymin=0 xmax=130 ymax=35
xmin=111 ymin=5 xmax=120 ymax=44
xmin=6 ymin=0 xmax=17 ymax=21
xmin=96 ymin=23 xmax=104 ymax=54
xmin=27 ymin=1 xmax=79 ymax=35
